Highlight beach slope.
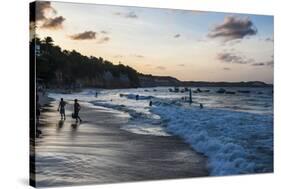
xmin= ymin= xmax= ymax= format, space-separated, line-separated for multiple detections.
xmin=33 ymin=100 xmax=208 ymax=187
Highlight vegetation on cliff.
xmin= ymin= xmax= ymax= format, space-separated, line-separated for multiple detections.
xmin=31 ymin=36 xmax=139 ymax=88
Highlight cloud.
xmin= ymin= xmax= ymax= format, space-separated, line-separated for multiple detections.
xmin=252 ymin=60 xmax=273 ymax=67
xmin=35 ymin=1 xmax=54 ymax=21
xmin=267 ymin=60 xmax=274 ymax=67
xmin=223 ymin=67 xmax=231 ymax=70
xmin=252 ymin=54 xmax=273 ymax=67
xmin=252 ymin=63 xmax=265 ymax=66
xmin=156 ymin=66 xmax=166 ymax=70
xmin=208 ymin=16 xmax=257 ymax=42
xmin=177 ymin=64 xmax=185 ymax=67
xmin=218 ymin=51 xmax=273 ymax=67
xmin=114 ymin=11 xmax=138 ymax=19
xmin=225 ymin=39 xmax=241 ymax=46
xmin=265 ymin=37 xmax=274 ymax=42
xmin=98 ymin=36 xmax=110 ymax=44
xmin=174 ymin=34 xmax=181 ymax=38
xmin=41 ymin=16 xmax=65 ymax=29
xmin=126 ymin=11 xmax=138 ymax=18
xmin=131 ymin=54 xmax=144 ymax=58
xmin=70 ymin=30 xmax=111 ymax=43
xmin=35 ymin=1 xmax=65 ymax=29
xmin=217 ymin=52 xmax=254 ymax=64
xmin=70 ymin=31 xmax=97 ymax=40
xmin=113 ymin=55 xmax=123 ymax=58
xmin=197 ymin=38 xmax=208 ymax=43
xmin=100 ymin=30 xmax=108 ymax=34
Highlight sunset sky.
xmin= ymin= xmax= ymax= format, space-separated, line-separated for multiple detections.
xmin=34 ymin=1 xmax=274 ymax=83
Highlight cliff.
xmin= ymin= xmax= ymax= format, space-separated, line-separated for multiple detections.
xmin=138 ymin=74 xmax=272 ymax=88
xmin=139 ymin=74 xmax=181 ymax=87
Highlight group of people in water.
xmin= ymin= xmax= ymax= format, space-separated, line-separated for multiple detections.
xmin=37 ymin=90 xmax=203 ymax=125
xmin=57 ymin=98 xmax=82 ymax=122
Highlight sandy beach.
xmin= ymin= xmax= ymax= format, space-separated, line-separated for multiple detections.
xmin=32 ymin=98 xmax=208 ymax=187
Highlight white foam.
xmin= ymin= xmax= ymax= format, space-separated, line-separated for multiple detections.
xmin=151 ymin=103 xmax=273 ymax=175
xmin=121 ymin=124 xmax=170 ymax=136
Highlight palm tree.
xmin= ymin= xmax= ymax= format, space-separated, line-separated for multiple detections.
xmin=43 ymin=36 xmax=54 ymax=46
xmin=41 ymin=37 xmax=54 ymax=54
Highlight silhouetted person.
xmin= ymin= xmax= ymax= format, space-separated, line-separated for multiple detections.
xmin=149 ymin=101 xmax=152 ymax=106
xmin=74 ymin=99 xmax=82 ymax=122
xmin=200 ymin=103 xmax=203 ymax=109
xmin=58 ymin=98 xmax=66 ymax=120
xmin=95 ymin=91 xmax=98 ymax=98
xmin=136 ymin=94 xmax=139 ymax=100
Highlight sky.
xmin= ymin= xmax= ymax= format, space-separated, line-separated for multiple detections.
xmin=34 ymin=1 xmax=274 ymax=83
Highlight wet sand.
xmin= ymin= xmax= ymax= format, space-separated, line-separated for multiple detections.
xmin=33 ymin=100 xmax=208 ymax=187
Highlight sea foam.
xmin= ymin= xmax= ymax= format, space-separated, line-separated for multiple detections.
xmin=151 ymin=101 xmax=273 ymax=175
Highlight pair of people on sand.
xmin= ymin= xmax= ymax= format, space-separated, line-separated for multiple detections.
xmin=58 ymin=98 xmax=82 ymax=122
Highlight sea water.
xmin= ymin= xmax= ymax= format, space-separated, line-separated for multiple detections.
xmin=49 ymin=86 xmax=273 ymax=176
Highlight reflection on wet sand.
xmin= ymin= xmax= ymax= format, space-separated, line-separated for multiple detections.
xmin=34 ymin=101 xmax=208 ymax=187
xmin=57 ymin=120 xmax=64 ymax=131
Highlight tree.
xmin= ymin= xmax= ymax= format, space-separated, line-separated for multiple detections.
xmin=43 ymin=36 xmax=54 ymax=46
xmin=32 ymin=36 xmax=140 ymax=88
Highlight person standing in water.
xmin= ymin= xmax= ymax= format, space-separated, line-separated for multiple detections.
xmin=58 ymin=98 xmax=66 ymax=120
xmin=74 ymin=99 xmax=82 ymax=122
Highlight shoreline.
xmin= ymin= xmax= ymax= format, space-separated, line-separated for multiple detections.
xmin=33 ymin=97 xmax=209 ymax=187
xmin=37 ymin=91 xmax=53 ymax=106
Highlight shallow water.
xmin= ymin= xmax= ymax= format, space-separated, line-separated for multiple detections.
xmin=34 ymin=100 xmax=208 ymax=187
xmin=48 ymin=86 xmax=273 ymax=176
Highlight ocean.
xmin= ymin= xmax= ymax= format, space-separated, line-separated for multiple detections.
xmin=49 ymin=86 xmax=273 ymax=176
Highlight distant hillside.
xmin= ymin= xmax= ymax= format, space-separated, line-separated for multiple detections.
xmin=181 ymin=81 xmax=272 ymax=87
xmin=139 ymin=74 xmax=272 ymax=88
xmin=138 ymin=74 xmax=181 ymax=87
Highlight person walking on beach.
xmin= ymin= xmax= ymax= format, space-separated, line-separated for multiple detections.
xmin=58 ymin=98 xmax=66 ymax=120
xmin=73 ymin=99 xmax=82 ymax=122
